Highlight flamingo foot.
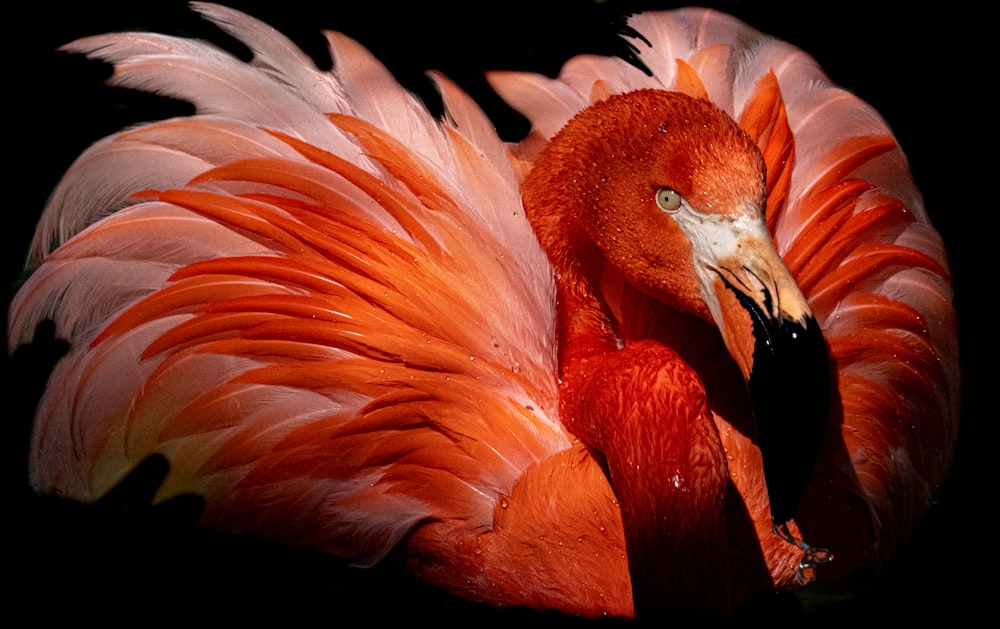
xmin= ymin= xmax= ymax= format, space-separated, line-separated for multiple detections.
xmin=772 ymin=521 xmax=834 ymax=585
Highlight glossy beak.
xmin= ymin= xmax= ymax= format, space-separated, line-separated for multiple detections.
xmin=697 ymin=217 xmax=830 ymax=526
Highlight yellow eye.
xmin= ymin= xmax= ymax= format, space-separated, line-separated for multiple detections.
xmin=656 ymin=188 xmax=682 ymax=213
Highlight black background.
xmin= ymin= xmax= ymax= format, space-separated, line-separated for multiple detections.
xmin=6 ymin=1 xmax=986 ymax=624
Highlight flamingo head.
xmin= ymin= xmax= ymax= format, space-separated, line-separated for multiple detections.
xmin=522 ymin=89 xmax=830 ymax=527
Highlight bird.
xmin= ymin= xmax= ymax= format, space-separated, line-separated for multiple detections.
xmin=6 ymin=2 xmax=959 ymax=619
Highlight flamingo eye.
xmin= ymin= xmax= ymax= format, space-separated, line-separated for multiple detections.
xmin=656 ymin=188 xmax=682 ymax=213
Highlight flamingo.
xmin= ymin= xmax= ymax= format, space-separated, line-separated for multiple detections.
xmin=6 ymin=1 xmax=960 ymax=619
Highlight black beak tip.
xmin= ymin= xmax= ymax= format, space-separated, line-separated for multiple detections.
xmin=747 ymin=314 xmax=830 ymax=525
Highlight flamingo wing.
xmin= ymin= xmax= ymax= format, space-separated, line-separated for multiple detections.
xmin=11 ymin=0 xmax=622 ymax=599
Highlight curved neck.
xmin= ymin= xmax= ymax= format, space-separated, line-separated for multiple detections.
xmin=521 ymin=183 xmax=624 ymax=377
xmin=559 ymin=340 xmax=731 ymax=613
xmin=552 ymin=253 xmax=620 ymax=372
xmin=520 ymin=92 xmax=735 ymax=611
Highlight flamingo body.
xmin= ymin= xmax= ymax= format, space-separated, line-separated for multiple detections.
xmin=8 ymin=3 xmax=959 ymax=617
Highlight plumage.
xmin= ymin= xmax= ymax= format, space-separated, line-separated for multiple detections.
xmin=7 ymin=2 xmax=959 ymax=619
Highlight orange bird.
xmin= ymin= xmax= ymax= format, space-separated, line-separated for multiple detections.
xmin=8 ymin=3 xmax=959 ymax=618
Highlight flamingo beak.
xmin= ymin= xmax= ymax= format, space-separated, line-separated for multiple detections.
xmin=702 ymin=218 xmax=830 ymax=527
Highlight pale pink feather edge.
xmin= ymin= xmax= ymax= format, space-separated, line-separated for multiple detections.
xmin=11 ymin=2 xmax=565 ymax=564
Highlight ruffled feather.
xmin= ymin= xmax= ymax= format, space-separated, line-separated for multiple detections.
xmin=16 ymin=3 xmax=564 ymax=573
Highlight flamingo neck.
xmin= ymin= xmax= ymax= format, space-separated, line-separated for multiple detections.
xmin=553 ymin=253 xmax=620 ymax=371
xmin=559 ymin=340 xmax=731 ymax=613
xmin=519 ymin=91 xmax=733 ymax=611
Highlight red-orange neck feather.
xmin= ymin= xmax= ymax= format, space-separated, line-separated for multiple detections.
xmin=520 ymin=90 xmax=755 ymax=611
xmin=561 ymin=340 xmax=731 ymax=611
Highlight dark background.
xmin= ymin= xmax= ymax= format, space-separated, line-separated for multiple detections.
xmin=6 ymin=1 xmax=986 ymax=624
